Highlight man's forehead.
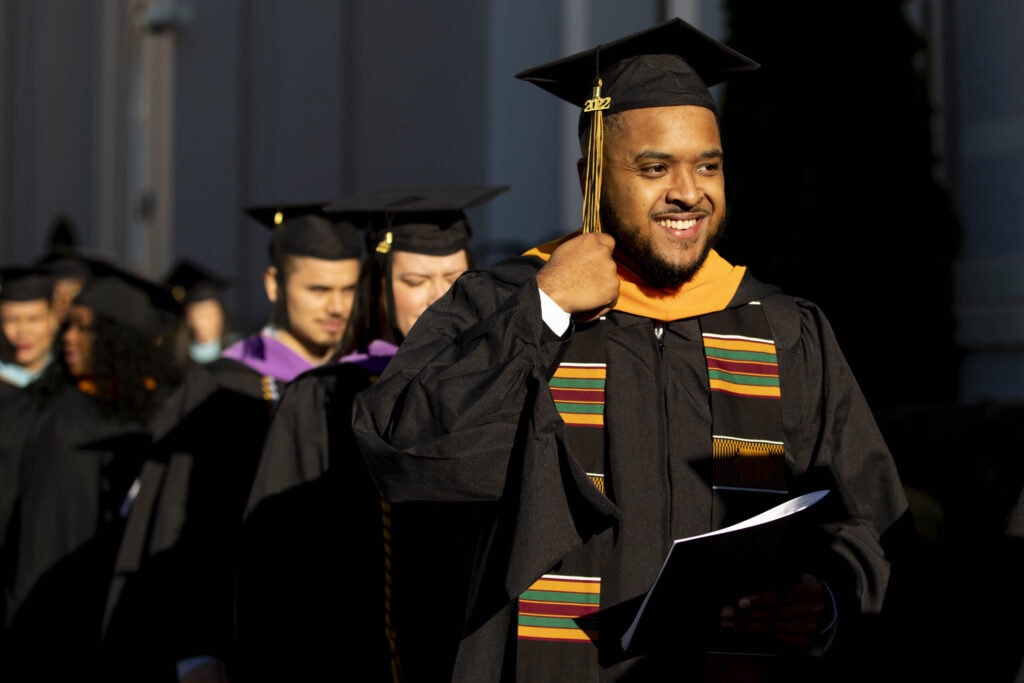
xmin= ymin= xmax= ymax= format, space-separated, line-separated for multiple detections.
xmin=601 ymin=105 xmax=723 ymax=145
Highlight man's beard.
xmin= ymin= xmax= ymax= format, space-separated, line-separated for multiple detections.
xmin=599 ymin=202 xmax=724 ymax=290
xmin=273 ymin=298 xmax=337 ymax=358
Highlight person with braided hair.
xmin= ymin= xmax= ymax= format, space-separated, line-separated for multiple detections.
xmin=0 ymin=262 xmax=182 ymax=680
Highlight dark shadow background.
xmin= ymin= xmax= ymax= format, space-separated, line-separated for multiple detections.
xmin=718 ymin=2 xmax=1024 ymax=680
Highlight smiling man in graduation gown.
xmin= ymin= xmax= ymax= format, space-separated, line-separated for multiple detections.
xmin=351 ymin=17 xmax=912 ymax=682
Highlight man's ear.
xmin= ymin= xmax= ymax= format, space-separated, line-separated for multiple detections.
xmin=263 ymin=266 xmax=279 ymax=303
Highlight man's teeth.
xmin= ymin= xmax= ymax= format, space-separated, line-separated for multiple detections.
xmin=657 ymin=217 xmax=697 ymax=230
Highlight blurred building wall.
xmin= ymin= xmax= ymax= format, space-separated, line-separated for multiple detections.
xmin=0 ymin=0 xmax=1019 ymax=405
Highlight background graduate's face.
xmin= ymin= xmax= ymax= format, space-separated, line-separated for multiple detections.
xmin=184 ymin=298 xmax=226 ymax=345
xmin=388 ymin=249 xmax=469 ymax=337
xmin=62 ymin=304 xmax=95 ymax=377
xmin=264 ymin=255 xmax=361 ymax=360
xmin=1 ymin=298 xmax=58 ymax=372
xmin=52 ymin=276 xmax=85 ymax=324
xmin=595 ymin=104 xmax=726 ymax=289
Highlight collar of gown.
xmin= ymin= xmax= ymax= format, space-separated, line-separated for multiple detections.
xmin=523 ymin=234 xmax=745 ymax=321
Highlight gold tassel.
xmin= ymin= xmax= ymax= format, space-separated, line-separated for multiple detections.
xmin=375 ymin=230 xmax=394 ymax=254
xmin=581 ymin=77 xmax=610 ymax=233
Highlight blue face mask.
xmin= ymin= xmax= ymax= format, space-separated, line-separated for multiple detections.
xmin=189 ymin=340 xmax=222 ymax=364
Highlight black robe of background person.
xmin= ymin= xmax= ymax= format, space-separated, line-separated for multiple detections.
xmin=0 ymin=379 xmax=18 ymax=404
xmin=234 ymin=357 xmax=475 ymax=682
xmin=101 ymin=357 xmax=277 ymax=682
xmin=0 ymin=364 xmax=71 ymax=548
xmin=0 ymin=368 xmax=60 ymax=641
xmin=351 ymin=255 xmax=915 ymax=682
xmin=0 ymin=382 xmax=165 ymax=682
xmin=1003 ymin=488 xmax=1024 ymax=681
xmin=0 ymin=382 xmax=45 ymax=560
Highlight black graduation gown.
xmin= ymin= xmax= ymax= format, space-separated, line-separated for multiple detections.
xmin=351 ymin=256 xmax=912 ymax=682
xmin=0 ymin=385 xmax=36 ymax=560
xmin=0 ymin=383 xmax=159 ymax=681
xmin=0 ymin=377 xmax=53 ymax=636
xmin=0 ymin=379 xmax=18 ymax=404
xmin=1004 ymin=489 xmax=1024 ymax=680
xmin=235 ymin=357 xmax=475 ymax=682
xmin=102 ymin=358 xmax=277 ymax=681
xmin=0 ymin=381 xmax=21 ymax=629
xmin=0 ymin=364 xmax=71 ymax=585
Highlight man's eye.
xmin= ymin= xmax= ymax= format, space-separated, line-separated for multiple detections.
xmin=641 ymin=164 xmax=667 ymax=174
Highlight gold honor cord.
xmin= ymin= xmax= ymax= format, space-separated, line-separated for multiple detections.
xmin=582 ymin=79 xmax=610 ymax=234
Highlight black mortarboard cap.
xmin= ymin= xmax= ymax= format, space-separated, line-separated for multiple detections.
xmin=516 ymin=18 xmax=758 ymax=235
xmin=73 ymin=262 xmax=180 ymax=336
xmin=515 ymin=17 xmax=760 ymax=121
xmin=163 ymin=259 xmax=232 ymax=305
xmin=323 ymin=185 xmax=508 ymax=256
xmin=45 ymin=214 xmax=79 ymax=253
xmin=0 ymin=266 xmax=54 ymax=302
xmin=242 ymin=202 xmax=364 ymax=261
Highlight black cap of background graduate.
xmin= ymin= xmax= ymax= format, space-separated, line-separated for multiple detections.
xmin=323 ymin=185 xmax=509 ymax=256
xmin=324 ymin=185 xmax=508 ymax=345
xmin=242 ymin=201 xmax=364 ymax=263
xmin=515 ymin=17 xmax=759 ymax=122
xmin=163 ymin=260 xmax=232 ymax=305
xmin=0 ymin=266 xmax=55 ymax=302
xmin=73 ymin=262 xmax=180 ymax=337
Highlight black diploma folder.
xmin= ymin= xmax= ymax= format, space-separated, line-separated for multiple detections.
xmin=620 ymin=489 xmax=830 ymax=655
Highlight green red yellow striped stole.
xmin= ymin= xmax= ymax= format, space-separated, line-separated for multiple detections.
xmin=702 ymin=334 xmax=781 ymax=399
xmin=516 ymin=320 xmax=608 ymax=660
xmin=549 ymin=362 xmax=606 ymax=428
xmin=518 ymin=303 xmax=790 ymax=667
xmin=518 ymin=574 xmax=601 ymax=643
xmin=701 ymin=303 xmax=787 ymax=493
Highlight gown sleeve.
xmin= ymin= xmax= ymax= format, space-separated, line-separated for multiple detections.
xmin=243 ymin=371 xmax=331 ymax=517
xmin=765 ymin=293 xmax=913 ymax=620
xmin=352 ymin=259 xmax=619 ymax=599
xmin=354 ymin=259 xmax=569 ymax=502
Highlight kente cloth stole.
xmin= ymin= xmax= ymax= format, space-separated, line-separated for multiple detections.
xmin=517 ymin=303 xmax=787 ymax=675
xmin=516 ymin=318 xmax=607 ymax=680
xmin=700 ymin=303 xmax=787 ymax=495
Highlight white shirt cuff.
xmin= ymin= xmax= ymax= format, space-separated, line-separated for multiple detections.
xmin=539 ymin=288 xmax=571 ymax=336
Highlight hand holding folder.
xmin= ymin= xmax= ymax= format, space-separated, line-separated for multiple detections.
xmin=621 ymin=489 xmax=831 ymax=655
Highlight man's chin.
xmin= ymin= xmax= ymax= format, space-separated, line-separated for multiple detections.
xmin=315 ymin=338 xmax=344 ymax=353
xmin=296 ymin=337 xmax=339 ymax=358
xmin=642 ymin=254 xmax=707 ymax=289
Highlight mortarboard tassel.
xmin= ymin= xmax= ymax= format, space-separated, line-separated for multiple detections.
xmin=581 ymin=50 xmax=610 ymax=234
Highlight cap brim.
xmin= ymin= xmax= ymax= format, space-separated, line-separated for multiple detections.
xmin=0 ymin=266 xmax=54 ymax=302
